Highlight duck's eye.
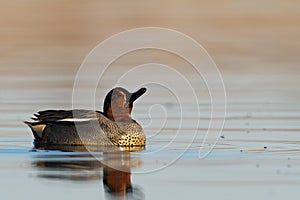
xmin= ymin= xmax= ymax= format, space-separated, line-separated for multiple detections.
xmin=116 ymin=93 xmax=125 ymax=99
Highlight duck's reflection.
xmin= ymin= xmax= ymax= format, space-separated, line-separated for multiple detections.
xmin=31 ymin=145 xmax=145 ymax=199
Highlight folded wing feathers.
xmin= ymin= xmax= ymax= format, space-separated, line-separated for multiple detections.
xmin=30 ymin=109 xmax=103 ymax=122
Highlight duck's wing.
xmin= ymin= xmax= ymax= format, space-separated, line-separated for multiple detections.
xmin=31 ymin=109 xmax=104 ymax=122
xmin=24 ymin=110 xmax=112 ymax=141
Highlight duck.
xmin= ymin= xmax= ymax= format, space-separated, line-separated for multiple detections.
xmin=25 ymin=87 xmax=147 ymax=147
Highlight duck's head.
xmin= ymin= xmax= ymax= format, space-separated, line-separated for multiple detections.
xmin=103 ymin=87 xmax=147 ymax=121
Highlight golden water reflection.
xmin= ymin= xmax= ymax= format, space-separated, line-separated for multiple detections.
xmin=32 ymin=145 xmax=145 ymax=199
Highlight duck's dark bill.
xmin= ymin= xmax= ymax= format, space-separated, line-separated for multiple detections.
xmin=129 ymin=88 xmax=147 ymax=103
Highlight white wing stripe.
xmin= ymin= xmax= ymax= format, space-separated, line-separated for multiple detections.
xmin=57 ymin=118 xmax=98 ymax=122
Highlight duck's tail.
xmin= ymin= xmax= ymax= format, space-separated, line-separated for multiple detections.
xmin=24 ymin=121 xmax=46 ymax=140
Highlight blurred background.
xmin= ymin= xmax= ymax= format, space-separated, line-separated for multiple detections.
xmin=1 ymin=0 xmax=300 ymax=135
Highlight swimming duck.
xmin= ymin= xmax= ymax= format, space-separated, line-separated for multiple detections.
xmin=25 ymin=87 xmax=147 ymax=147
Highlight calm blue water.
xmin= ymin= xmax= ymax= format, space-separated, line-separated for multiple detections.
xmin=1 ymin=119 xmax=300 ymax=200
